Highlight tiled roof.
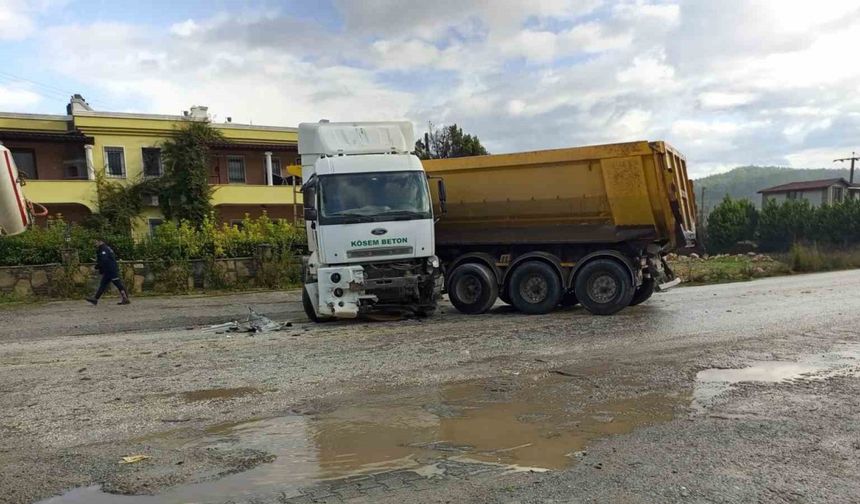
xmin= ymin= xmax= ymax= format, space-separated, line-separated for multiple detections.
xmin=0 ymin=130 xmax=94 ymax=144
xmin=758 ymin=178 xmax=849 ymax=194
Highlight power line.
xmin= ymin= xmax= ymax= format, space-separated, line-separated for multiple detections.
xmin=0 ymin=74 xmax=70 ymax=102
xmin=834 ymin=152 xmax=860 ymax=185
xmin=0 ymin=70 xmax=74 ymax=98
xmin=0 ymin=70 xmax=125 ymax=111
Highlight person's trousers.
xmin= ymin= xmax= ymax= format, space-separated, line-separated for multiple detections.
xmin=95 ymin=274 xmax=126 ymax=300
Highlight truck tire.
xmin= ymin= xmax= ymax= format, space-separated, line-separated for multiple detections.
xmin=447 ymin=263 xmax=498 ymax=314
xmin=629 ymin=278 xmax=655 ymax=306
xmin=508 ymin=261 xmax=563 ymax=315
xmin=574 ymin=259 xmax=634 ymax=316
xmin=302 ymin=286 xmax=323 ymax=323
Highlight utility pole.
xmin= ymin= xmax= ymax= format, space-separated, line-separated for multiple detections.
xmin=699 ymin=185 xmax=707 ymax=249
xmin=834 ymin=151 xmax=860 ymax=186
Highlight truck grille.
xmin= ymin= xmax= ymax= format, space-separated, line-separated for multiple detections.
xmin=347 ymin=246 xmax=413 ymax=259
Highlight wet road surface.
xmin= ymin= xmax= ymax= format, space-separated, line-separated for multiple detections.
xmin=3 ymin=270 xmax=860 ymax=503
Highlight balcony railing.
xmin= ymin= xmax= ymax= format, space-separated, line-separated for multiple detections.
xmin=22 ymin=180 xmax=98 ymax=210
xmin=210 ymin=184 xmax=303 ymax=206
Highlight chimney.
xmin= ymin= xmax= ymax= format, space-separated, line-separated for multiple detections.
xmin=188 ymin=105 xmax=209 ymax=120
xmin=67 ymin=94 xmax=93 ymax=114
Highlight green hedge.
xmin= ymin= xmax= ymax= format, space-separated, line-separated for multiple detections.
xmin=707 ymin=197 xmax=860 ymax=253
xmin=0 ymin=214 xmax=306 ymax=266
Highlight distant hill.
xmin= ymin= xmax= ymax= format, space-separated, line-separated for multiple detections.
xmin=694 ymin=166 xmax=853 ymax=212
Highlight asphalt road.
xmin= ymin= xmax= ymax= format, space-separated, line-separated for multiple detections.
xmin=1 ymin=271 xmax=859 ymax=503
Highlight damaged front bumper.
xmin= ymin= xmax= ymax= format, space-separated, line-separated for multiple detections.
xmin=316 ymin=259 xmax=442 ymax=318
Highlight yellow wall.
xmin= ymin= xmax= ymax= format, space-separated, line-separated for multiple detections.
xmin=132 ymin=207 xmax=165 ymax=240
xmin=0 ymin=115 xmax=69 ymax=132
xmin=211 ymin=185 xmax=303 ymax=206
xmin=23 ymin=180 xmax=98 ymax=211
xmin=93 ymin=134 xmax=165 ymax=181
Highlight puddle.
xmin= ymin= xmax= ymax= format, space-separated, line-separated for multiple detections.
xmin=694 ymin=343 xmax=860 ymax=409
xmin=40 ymin=372 xmax=685 ymax=504
xmin=178 ymin=386 xmax=263 ymax=402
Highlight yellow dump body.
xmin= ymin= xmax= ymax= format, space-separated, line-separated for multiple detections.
xmin=423 ymin=141 xmax=697 ymax=250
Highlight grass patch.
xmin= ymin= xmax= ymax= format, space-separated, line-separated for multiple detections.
xmin=668 ymin=254 xmax=790 ymax=285
xmin=669 ymin=245 xmax=860 ymax=285
xmin=780 ymin=243 xmax=860 ymax=273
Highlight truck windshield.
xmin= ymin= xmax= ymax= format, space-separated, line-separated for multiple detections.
xmin=318 ymin=171 xmax=432 ymax=225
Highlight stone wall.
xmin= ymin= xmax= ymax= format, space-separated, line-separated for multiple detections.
xmin=0 ymin=256 xmax=293 ymax=300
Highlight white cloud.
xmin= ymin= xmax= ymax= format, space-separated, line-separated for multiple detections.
xmin=0 ymin=0 xmax=46 ymax=40
xmin=170 ymin=19 xmax=199 ymax=38
xmin=616 ymin=52 xmax=677 ymax=90
xmin=40 ymin=21 xmax=416 ymax=126
xmin=785 ymin=147 xmax=852 ymax=169
xmin=698 ymin=92 xmax=757 ymax=110
xmin=25 ymin=0 xmax=860 ymax=176
xmin=0 ymin=85 xmax=42 ymax=108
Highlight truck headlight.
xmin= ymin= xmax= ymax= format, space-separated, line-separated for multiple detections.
xmin=427 ymin=256 xmax=440 ymax=269
xmin=330 ymin=272 xmax=341 ymax=283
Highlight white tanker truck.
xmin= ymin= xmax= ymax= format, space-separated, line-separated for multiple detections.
xmin=0 ymin=144 xmax=32 ymax=236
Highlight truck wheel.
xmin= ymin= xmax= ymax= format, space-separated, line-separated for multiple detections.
xmin=508 ymin=261 xmax=563 ymax=315
xmin=574 ymin=259 xmax=634 ymax=316
xmin=447 ymin=263 xmax=498 ymax=314
xmin=629 ymin=278 xmax=655 ymax=306
xmin=302 ymin=286 xmax=322 ymax=323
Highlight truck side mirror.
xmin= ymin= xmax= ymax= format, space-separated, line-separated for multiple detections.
xmin=304 ymin=208 xmax=318 ymax=221
xmin=437 ymin=179 xmax=448 ymax=214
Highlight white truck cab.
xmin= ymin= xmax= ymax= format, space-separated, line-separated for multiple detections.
xmin=298 ymin=121 xmax=442 ymax=320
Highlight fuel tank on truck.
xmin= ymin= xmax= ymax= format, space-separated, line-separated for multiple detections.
xmin=423 ymin=141 xmax=697 ymax=251
xmin=0 ymin=144 xmax=30 ymax=236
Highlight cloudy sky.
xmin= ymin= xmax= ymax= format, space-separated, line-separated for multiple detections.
xmin=2 ymin=0 xmax=859 ymax=176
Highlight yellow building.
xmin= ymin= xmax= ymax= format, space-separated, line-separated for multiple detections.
xmin=0 ymin=95 xmax=301 ymax=238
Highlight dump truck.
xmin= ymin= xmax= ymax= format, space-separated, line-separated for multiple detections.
xmin=298 ymin=121 xmax=443 ymax=321
xmin=423 ymin=140 xmax=697 ymax=316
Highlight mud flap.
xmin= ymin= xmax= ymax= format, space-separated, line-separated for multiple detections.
xmin=649 ymin=255 xmax=681 ymax=292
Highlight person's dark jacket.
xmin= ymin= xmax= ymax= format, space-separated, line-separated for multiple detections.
xmin=95 ymin=243 xmax=119 ymax=278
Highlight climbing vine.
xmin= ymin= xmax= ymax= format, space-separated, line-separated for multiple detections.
xmin=158 ymin=121 xmax=225 ymax=227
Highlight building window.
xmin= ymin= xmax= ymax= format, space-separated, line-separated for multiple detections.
xmin=787 ymin=191 xmax=800 ymax=200
xmin=104 ymin=147 xmax=126 ymax=178
xmin=227 ymin=156 xmax=246 ymax=183
xmin=148 ymin=218 xmax=164 ymax=237
xmin=142 ymin=147 xmax=163 ymax=177
xmin=833 ymin=186 xmax=844 ymax=203
xmin=10 ymin=149 xmax=37 ymax=180
xmin=230 ymin=219 xmax=245 ymax=229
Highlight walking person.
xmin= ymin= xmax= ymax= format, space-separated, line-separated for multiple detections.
xmin=86 ymin=239 xmax=130 ymax=306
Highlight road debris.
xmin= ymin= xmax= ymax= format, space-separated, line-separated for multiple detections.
xmin=202 ymin=308 xmax=293 ymax=334
xmin=119 ymin=454 xmax=150 ymax=464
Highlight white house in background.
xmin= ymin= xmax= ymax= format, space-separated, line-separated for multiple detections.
xmin=758 ymin=178 xmax=853 ymax=207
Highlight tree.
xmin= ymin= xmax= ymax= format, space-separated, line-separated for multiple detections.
xmin=758 ymin=198 xmax=814 ymax=252
xmin=158 ymin=121 xmax=226 ymax=227
xmin=414 ymin=123 xmax=489 ymax=160
xmin=706 ymin=196 xmax=758 ymax=252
